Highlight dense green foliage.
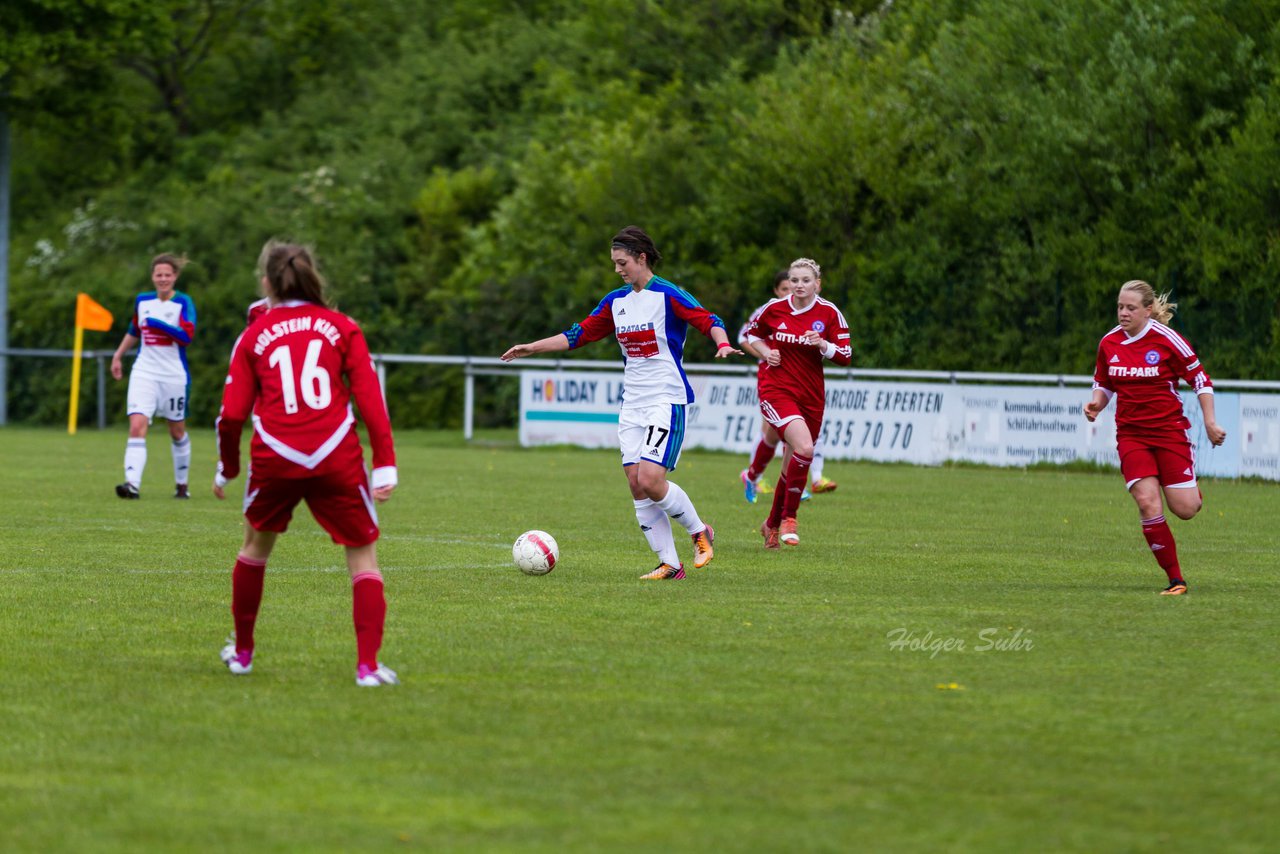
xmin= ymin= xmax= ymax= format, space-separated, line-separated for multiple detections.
xmin=5 ymin=0 xmax=1279 ymax=427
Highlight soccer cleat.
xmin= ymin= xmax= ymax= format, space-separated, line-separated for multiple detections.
xmin=174 ymin=483 xmax=190 ymax=499
xmin=740 ymin=469 xmax=758 ymax=504
xmin=761 ymin=519 xmax=780 ymax=550
xmin=115 ymin=482 xmax=140 ymax=500
xmin=356 ymin=662 xmax=399 ymax=687
xmin=811 ymin=477 xmax=838 ymax=494
xmin=800 ymin=487 xmax=812 ymax=502
xmin=220 ymin=638 xmax=253 ymax=675
xmin=640 ymin=563 xmax=685 ymax=580
xmin=1160 ymin=580 xmax=1189 ymax=596
xmin=780 ymin=517 xmax=799 ymax=546
xmin=692 ymin=524 xmax=715 ymax=569
xmin=757 ymin=479 xmax=773 ymax=495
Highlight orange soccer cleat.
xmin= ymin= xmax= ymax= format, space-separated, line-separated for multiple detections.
xmin=692 ymin=524 xmax=715 ymax=569
xmin=640 ymin=563 xmax=685 ymax=580
xmin=810 ymin=477 xmax=838 ymax=494
xmin=779 ymin=517 xmax=799 ymax=546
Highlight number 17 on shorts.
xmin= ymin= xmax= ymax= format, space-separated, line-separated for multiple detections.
xmin=619 ymin=403 xmax=687 ymax=470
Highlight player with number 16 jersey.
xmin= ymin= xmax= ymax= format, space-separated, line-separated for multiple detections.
xmin=217 ymin=299 xmax=395 ymax=541
xmin=214 ymin=242 xmax=399 ymax=687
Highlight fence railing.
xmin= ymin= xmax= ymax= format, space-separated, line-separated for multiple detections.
xmin=6 ymin=347 xmax=1280 ymax=434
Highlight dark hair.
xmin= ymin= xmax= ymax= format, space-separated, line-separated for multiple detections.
xmin=151 ymin=253 xmax=188 ymax=274
xmin=258 ymin=240 xmax=330 ymax=306
xmin=610 ymin=226 xmax=662 ymax=269
xmin=773 ymin=268 xmax=790 ymax=288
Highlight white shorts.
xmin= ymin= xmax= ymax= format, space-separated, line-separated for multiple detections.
xmin=618 ymin=403 xmax=687 ymax=470
xmin=127 ymin=374 xmax=188 ymax=422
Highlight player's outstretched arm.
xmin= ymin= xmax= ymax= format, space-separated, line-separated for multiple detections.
xmin=710 ymin=326 xmax=743 ymax=359
xmin=501 ymin=333 xmax=570 ymax=362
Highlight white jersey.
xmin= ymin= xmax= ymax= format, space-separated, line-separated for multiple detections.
xmin=564 ymin=276 xmax=725 ymax=408
xmin=127 ymin=291 xmax=197 ymax=384
xmin=738 ymin=299 xmax=773 ymax=363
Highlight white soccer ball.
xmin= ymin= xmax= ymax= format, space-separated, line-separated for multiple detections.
xmin=513 ymin=530 xmax=559 ymax=575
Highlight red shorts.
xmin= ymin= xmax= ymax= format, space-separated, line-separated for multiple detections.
xmin=760 ymin=394 xmax=823 ymax=439
xmin=244 ymin=459 xmax=380 ymax=547
xmin=1117 ymin=430 xmax=1197 ymax=490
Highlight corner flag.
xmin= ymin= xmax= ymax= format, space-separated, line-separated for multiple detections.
xmin=69 ymin=293 xmax=115 ymax=434
xmin=76 ymin=293 xmax=114 ymax=331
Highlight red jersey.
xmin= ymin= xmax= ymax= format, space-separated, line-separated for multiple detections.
xmin=1092 ymin=319 xmax=1212 ymax=433
xmin=748 ymin=295 xmax=852 ymax=405
xmin=217 ymin=301 xmax=395 ymax=481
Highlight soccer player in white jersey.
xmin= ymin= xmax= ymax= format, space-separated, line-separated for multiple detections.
xmin=109 ymin=254 xmax=197 ymax=499
xmin=1083 ymin=280 xmax=1225 ymax=595
xmin=502 ymin=226 xmax=742 ymax=580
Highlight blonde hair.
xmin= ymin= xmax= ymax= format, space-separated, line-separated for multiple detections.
xmin=1120 ymin=279 xmax=1177 ymax=325
xmin=790 ymin=257 xmax=821 ymax=279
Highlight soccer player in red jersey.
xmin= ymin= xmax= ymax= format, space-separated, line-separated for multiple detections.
xmin=213 ymin=241 xmax=400 ymax=685
xmin=1084 ymin=280 xmax=1226 ymax=595
xmin=745 ymin=258 xmax=852 ymax=547
xmin=502 ymin=226 xmax=741 ymax=580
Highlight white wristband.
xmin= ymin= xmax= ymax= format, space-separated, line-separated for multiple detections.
xmin=371 ymin=466 xmax=398 ymax=490
xmin=214 ymin=473 xmax=228 ymax=488
xmin=820 ymin=341 xmax=836 ymax=359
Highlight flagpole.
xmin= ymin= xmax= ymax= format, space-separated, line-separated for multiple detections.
xmin=68 ymin=324 xmax=85 ymax=434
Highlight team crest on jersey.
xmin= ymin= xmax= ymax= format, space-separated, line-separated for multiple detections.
xmin=1145 ymin=350 xmax=1160 ymax=365
xmin=811 ymin=321 xmax=826 ymax=333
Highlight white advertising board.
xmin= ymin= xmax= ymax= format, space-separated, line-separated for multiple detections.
xmin=518 ymin=369 xmax=1278 ymax=480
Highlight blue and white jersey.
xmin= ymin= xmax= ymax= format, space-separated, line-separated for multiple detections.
xmin=127 ymin=291 xmax=197 ymax=384
xmin=564 ymin=276 xmax=724 ymax=408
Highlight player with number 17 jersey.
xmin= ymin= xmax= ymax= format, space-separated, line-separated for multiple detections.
xmin=217 ymin=301 xmax=394 ymax=516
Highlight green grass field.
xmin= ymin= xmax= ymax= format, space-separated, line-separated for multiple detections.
xmin=1 ymin=426 xmax=1277 ymax=852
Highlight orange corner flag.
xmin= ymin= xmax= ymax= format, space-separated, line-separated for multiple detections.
xmin=76 ymin=293 xmax=114 ymax=331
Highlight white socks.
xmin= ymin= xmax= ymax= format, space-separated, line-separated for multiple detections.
xmin=172 ymin=435 xmax=191 ymax=485
xmin=810 ymin=437 xmax=826 ymax=484
xmin=124 ymin=438 xmax=147 ymax=487
xmin=655 ymin=481 xmax=705 ymax=536
xmin=634 ymin=498 xmax=680 ymax=567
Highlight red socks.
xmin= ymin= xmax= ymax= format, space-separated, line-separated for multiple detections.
xmin=231 ymin=555 xmax=267 ymax=653
xmin=352 ymin=573 xmax=387 ymax=669
xmin=782 ymin=452 xmax=813 ymax=519
xmin=746 ymin=435 xmax=780 ymax=482
xmin=1141 ymin=515 xmax=1182 ymax=581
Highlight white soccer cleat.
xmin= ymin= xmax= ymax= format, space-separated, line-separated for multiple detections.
xmin=220 ymin=637 xmax=253 ymax=675
xmin=356 ymin=662 xmax=399 ymax=687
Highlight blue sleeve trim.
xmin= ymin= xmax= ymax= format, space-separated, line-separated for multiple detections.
xmin=146 ymin=318 xmax=192 ymax=344
xmin=175 ymin=292 xmax=197 ymax=325
xmin=651 ymin=277 xmax=704 ymax=310
xmin=564 ymin=323 xmax=585 ymax=349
